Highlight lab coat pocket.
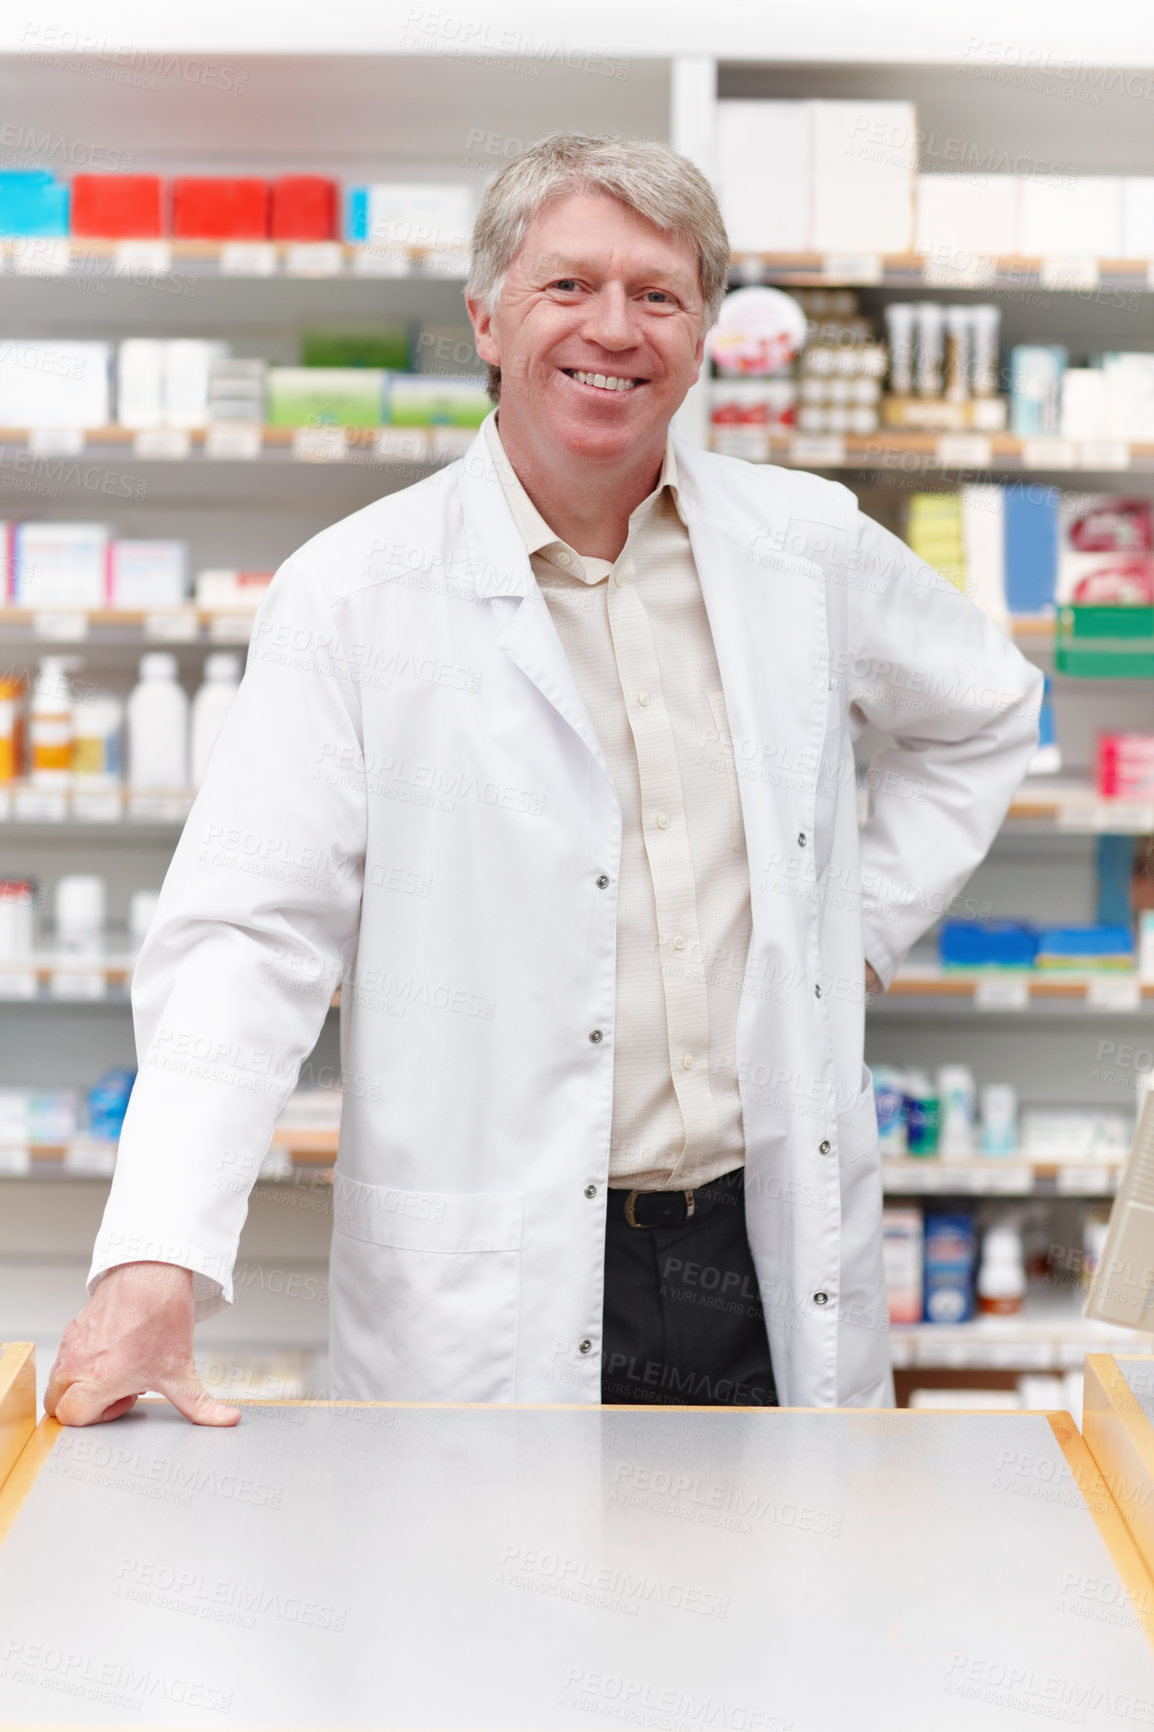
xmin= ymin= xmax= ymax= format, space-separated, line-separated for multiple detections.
xmin=836 ymin=1066 xmax=878 ymax=1167
xmin=329 ymin=1173 xmax=524 ymax=1402
xmin=707 ymin=690 xmax=747 ymax=854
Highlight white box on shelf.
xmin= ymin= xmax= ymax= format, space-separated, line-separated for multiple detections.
xmin=366 ymin=184 xmax=475 ymax=257
xmin=812 ymin=100 xmax=915 ymax=253
xmin=1121 ymin=179 xmax=1154 ymax=259
xmin=108 ymin=541 xmax=188 ymax=609
xmin=194 ymin=568 xmax=274 ymax=612
xmin=0 ymin=340 xmax=111 ymax=428
xmin=1102 ymin=353 xmax=1154 ymax=442
xmin=916 ymin=175 xmax=1020 ymax=260
xmin=1019 ymin=177 xmax=1123 ymax=259
xmin=116 ymin=339 xmax=166 ymax=430
xmin=12 ymin=522 xmax=109 ymax=608
xmin=715 ymin=100 xmax=813 ymax=253
xmin=164 ymin=340 xmax=230 ymax=430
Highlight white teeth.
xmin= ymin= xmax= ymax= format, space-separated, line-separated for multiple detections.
xmin=570 ymin=370 xmax=637 ymax=392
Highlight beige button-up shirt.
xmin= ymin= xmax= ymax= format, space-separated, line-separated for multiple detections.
xmin=486 ymin=416 xmax=753 ymax=1192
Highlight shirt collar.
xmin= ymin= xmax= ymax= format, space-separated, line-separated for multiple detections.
xmin=483 ymin=412 xmax=686 ymax=574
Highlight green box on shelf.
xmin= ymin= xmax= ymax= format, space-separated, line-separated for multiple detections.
xmin=302 ymin=329 xmax=412 ymax=371
xmin=1054 ymin=604 xmax=1154 ymax=679
xmin=387 ymin=375 xmax=490 ymax=428
xmin=266 ymin=367 xmax=385 ymax=428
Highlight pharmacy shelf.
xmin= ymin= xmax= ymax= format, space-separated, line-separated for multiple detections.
xmin=0 ymin=609 xmax=255 ymax=647
xmin=1005 ymin=782 xmax=1154 ymax=833
xmin=0 ymin=238 xmax=469 ymax=282
xmin=882 ymin=1157 xmax=1121 ymax=1198
xmin=0 ymin=1126 xmax=338 ymax=1176
xmin=871 ymin=968 xmax=1153 ymax=1016
xmin=0 ymin=425 xmax=464 ymax=465
xmin=889 ymin=1302 xmax=1146 ymax=1372
xmin=731 ymin=252 xmax=1154 ymax=293
xmin=0 ymin=784 xmax=193 ymax=825
xmin=734 ymin=431 xmax=1154 ymax=474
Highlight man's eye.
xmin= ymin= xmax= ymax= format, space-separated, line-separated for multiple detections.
xmin=552 ymin=279 xmax=579 ymax=292
xmin=643 ymin=290 xmax=675 ymax=304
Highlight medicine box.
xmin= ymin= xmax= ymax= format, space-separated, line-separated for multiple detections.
xmin=270 ymin=176 xmax=338 ymax=241
xmin=194 ymin=569 xmax=274 ymax=611
xmin=266 ymin=367 xmax=386 ymax=428
xmin=172 ymin=178 xmax=270 ymax=240
xmin=70 ymin=175 xmax=165 ymax=239
xmin=715 ymin=101 xmax=814 ymax=253
xmin=108 ymin=541 xmax=188 ymax=609
xmin=12 ymin=523 xmax=110 ymax=609
xmin=0 ymin=340 xmax=112 ymax=428
xmin=360 ymin=184 xmax=475 ymax=254
xmin=811 ymin=100 xmax=916 ymax=254
xmin=882 ymin=1209 xmax=924 ymax=1326
xmin=0 ymin=170 xmax=69 ymax=237
xmin=915 ymin=175 xmax=1021 ymax=260
xmin=1019 ymin=177 xmax=1122 ymax=259
xmin=386 ymin=375 xmax=490 ymax=428
xmin=923 ymin=1213 xmax=976 ymax=1324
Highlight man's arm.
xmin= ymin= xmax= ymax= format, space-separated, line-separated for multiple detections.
xmin=844 ymin=512 xmax=1043 ymax=987
xmin=49 ymin=556 xmax=367 ymax=1423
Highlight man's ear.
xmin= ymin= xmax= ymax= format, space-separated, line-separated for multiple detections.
xmin=467 ymin=293 xmax=500 ymax=369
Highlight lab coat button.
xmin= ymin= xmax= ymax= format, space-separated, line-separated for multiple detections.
xmin=584 ymin=1184 xmax=597 ymax=1199
xmin=814 ymin=984 xmax=822 ymax=998
xmin=814 ymin=1291 xmax=830 ymax=1306
xmin=596 ymin=874 xmax=610 ymax=889
xmin=589 ymin=1029 xmax=604 ymax=1043
xmin=579 ymin=1339 xmax=593 ymax=1354
xmin=798 ymin=832 xmax=807 ymax=847
xmin=819 ymin=1139 xmax=831 ymax=1155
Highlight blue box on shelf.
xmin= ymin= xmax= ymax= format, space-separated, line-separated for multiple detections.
xmin=939 ymin=919 xmax=1039 ymax=969
xmin=0 ymin=170 xmax=70 ymax=237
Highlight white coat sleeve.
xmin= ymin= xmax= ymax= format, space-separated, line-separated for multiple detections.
xmin=844 ymin=512 xmax=1043 ymax=989
xmin=87 ymin=556 xmax=366 ymax=1319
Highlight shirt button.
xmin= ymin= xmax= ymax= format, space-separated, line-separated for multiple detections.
xmin=584 ymin=1184 xmax=597 ymax=1199
xmin=556 ymin=550 xmax=572 ymax=567
xmin=819 ymin=1139 xmax=831 ymax=1155
xmin=613 ymin=572 xmax=623 ymax=587
xmin=579 ymin=1339 xmax=593 ymax=1354
xmin=798 ymin=832 xmax=808 ymax=847
xmin=637 ymin=692 xmax=650 ymax=706
xmin=596 ymin=874 xmax=610 ymax=889
xmin=672 ymin=934 xmax=686 ymax=950
xmin=682 ymin=1053 xmax=695 ymax=1071
xmin=655 ymin=812 xmax=670 ymax=829
xmin=814 ymin=1291 xmax=830 ymax=1306
xmin=589 ymin=1030 xmax=604 ymax=1044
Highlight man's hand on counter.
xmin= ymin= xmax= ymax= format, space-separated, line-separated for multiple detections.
xmin=44 ymin=1261 xmax=242 ymax=1428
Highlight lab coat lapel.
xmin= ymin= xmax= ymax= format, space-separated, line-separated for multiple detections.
xmin=674 ymin=440 xmax=828 ymax=867
xmin=456 ymin=422 xmax=611 ymax=779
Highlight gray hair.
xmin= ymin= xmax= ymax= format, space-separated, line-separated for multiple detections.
xmin=466 ymin=131 xmax=730 ymax=402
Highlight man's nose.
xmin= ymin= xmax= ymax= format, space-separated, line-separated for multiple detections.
xmin=580 ymin=286 xmax=640 ymax=352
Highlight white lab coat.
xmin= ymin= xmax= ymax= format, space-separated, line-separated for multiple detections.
xmin=90 ymin=414 xmax=1042 ymax=1408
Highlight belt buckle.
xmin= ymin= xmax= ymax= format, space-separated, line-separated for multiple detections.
xmin=624 ymin=1188 xmax=696 ymax=1228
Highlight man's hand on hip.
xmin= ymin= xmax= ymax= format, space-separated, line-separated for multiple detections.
xmin=865 ymin=963 xmax=883 ymax=996
xmin=44 ymin=1261 xmax=241 ymax=1428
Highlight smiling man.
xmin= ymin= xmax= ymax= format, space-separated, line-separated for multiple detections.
xmin=49 ymin=133 xmax=1041 ymax=1427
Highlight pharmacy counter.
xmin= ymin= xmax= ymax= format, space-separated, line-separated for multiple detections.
xmin=1084 ymin=1352 xmax=1154 ymax=1581
xmin=0 ymin=1342 xmax=1152 ymax=1731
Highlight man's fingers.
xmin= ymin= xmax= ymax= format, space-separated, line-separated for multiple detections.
xmin=154 ymin=1372 xmax=241 ymax=1427
xmin=51 ymin=1379 xmax=142 ymax=1428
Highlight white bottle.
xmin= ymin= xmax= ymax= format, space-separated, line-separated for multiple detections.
xmin=190 ymin=652 xmax=241 ymax=787
xmin=937 ymin=1064 xmax=977 ymax=1156
xmin=72 ymin=692 xmax=123 ymax=787
xmin=29 ymin=656 xmax=80 ymax=785
xmin=127 ymin=653 xmax=188 ymax=789
xmin=977 ymin=1223 xmax=1026 ymax=1316
xmin=55 ymin=875 xmax=105 ymax=957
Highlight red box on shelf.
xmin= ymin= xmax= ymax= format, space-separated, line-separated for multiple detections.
xmin=271 ymin=176 xmax=338 ymax=241
xmin=1098 ymin=733 xmax=1154 ymax=799
xmin=70 ymin=175 xmax=165 ymax=238
xmin=172 ymin=178 xmax=269 ymax=240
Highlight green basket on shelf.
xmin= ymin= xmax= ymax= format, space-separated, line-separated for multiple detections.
xmin=1054 ymin=604 xmax=1154 ymax=678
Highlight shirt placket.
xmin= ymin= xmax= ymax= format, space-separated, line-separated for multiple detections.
xmin=605 ymin=538 xmax=719 ymax=1185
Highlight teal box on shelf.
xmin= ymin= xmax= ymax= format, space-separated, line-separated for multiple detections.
xmin=0 ymin=169 xmax=69 ymax=236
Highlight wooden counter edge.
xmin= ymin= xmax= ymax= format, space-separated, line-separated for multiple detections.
xmin=1082 ymin=1354 xmax=1154 ymax=1578
xmin=0 ymin=1344 xmax=36 ymax=1499
xmin=1048 ymin=1408 xmax=1154 ymax=1649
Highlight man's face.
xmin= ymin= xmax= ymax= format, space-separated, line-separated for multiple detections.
xmin=468 ymin=191 xmax=707 ymax=464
